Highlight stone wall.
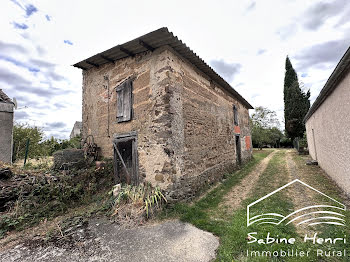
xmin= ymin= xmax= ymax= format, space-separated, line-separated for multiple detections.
xmin=82 ymin=48 xmax=177 ymax=189
xmin=0 ymin=105 xmax=14 ymax=164
xmin=305 ymin=69 xmax=350 ymax=196
xmin=82 ymin=46 xmax=252 ymax=200
xmin=53 ymin=149 xmax=86 ymax=170
xmin=158 ymin=48 xmax=252 ymax=201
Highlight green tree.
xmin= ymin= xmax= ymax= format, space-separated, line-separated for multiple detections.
xmin=267 ymin=127 xmax=283 ymax=148
xmin=41 ymin=135 xmax=82 ymax=155
xmin=251 ymin=106 xmax=280 ymax=129
xmin=251 ymin=107 xmax=283 ymax=149
xmin=13 ymin=123 xmax=45 ymax=160
xmin=283 ymin=56 xmax=310 ymax=141
xmin=251 ymin=122 xmax=268 ymax=149
xmin=13 ymin=124 xmax=83 ymax=161
xmin=41 ymin=136 xmax=62 ymax=155
xmin=69 ymin=135 xmax=82 ymax=149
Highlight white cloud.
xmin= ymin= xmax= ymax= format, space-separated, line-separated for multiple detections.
xmin=1 ymin=0 xmax=349 ymax=139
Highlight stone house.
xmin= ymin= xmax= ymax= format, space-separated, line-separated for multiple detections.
xmin=304 ymin=46 xmax=350 ymax=196
xmin=70 ymin=121 xmax=82 ymax=139
xmin=73 ymin=28 xmax=253 ymax=200
xmin=0 ymin=89 xmax=14 ymax=164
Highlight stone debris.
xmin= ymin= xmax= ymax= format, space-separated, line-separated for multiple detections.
xmin=0 ymin=168 xmax=12 ymax=180
xmin=306 ymin=160 xmax=318 ymax=165
xmin=112 ymin=184 xmax=121 ymax=197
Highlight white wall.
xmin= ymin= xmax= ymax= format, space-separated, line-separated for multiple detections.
xmin=306 ymin=70 xmax=350 ymax=195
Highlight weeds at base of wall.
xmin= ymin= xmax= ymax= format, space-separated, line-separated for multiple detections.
xmin=99 ymin=183 xmax=167 ymax=228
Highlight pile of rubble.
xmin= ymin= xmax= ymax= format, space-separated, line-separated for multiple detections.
xmin=0 ymin=166 xmax=59 ymax=212
xmin=0 ymin=160 xmax=115 ymax=239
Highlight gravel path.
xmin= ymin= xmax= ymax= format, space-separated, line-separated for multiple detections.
xmin=0 ymin=219 xmax=219 ymax=262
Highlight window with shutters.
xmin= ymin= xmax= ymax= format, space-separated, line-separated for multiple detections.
xmin=233 ymin=105 xmax=238 ymax=126
xmin=116 ymin=78 xmax=133 ymax=123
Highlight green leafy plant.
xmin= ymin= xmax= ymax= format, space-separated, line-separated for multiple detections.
xmin=299 ymin=132 xmax=308 ymax=148
xmin=110 ymin=183 xmax=167 ymax=221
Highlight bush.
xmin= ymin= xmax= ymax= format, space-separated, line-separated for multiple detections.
xmin=13 ymin=122 xmax=82 ymax=162
xmin=106 ymin=183 xmax=167 ymax=227
xmin=299 ymin=133 xmax=308 ymax=148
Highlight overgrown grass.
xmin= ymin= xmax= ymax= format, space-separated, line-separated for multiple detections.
xmin=13 ymin=156 xmax=54 ymax=171
xmin=0 ymin=162 xmax=115 ymax=238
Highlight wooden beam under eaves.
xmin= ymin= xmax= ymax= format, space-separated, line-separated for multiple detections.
xmin=85 ymin=60 xmax=99 ymax=68
xmin=100 ymin=55 xmax=114 ymax=63
xmin=139 ymin=40 xmax=155 ymax=52
xmin=119 ymin=46 xmax=135 ymax=56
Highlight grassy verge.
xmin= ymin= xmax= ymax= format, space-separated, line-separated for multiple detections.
xmin=292 ymin=153 xmax=350 ymax=261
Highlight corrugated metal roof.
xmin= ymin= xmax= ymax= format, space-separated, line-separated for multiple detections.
xmin=73 ymin=27 xmax=253 ymax=109
xmin=304 ymin=46 xmax=350 ymax=122
xmin=0 ymin=89 xmax=13 ymax=104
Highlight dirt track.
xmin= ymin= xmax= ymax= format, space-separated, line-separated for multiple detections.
xmin=220 ymin=150 xmax=277 ymax=211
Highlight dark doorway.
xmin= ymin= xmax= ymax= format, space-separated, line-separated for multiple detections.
xmin=235 ymin=135 xmax=241 ymax=165
xmin=113 ymin=132 xmax=139 ymax=185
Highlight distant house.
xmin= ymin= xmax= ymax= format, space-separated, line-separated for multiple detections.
xmin=70 ymin=121 xmax=82 ymax=139
xmin=0 ymin=89 xmax=14 ymax=164
xmin=73 ymin=28 xmax=253 ymax=201
xmin=304 ymin=46 xmax=350 ymax=196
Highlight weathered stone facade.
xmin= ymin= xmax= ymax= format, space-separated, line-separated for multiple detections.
xmin=160 ymin=48 xmax=252 ymax=201
xmin=79 ymin=31 xmax=252 ymax=201
xmin=0 ymin=89 xmax=14 ymax=164
xmin=70 ymin=121 xmax=82 ymax=139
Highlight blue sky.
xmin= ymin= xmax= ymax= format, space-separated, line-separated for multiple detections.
xmin=1 ymin=0 xmax=349 ymax=139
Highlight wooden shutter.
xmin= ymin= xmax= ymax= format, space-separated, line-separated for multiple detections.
xmin=233 ymin=105 xmax=238 ymax=126
xmin=116 ymin=79 xmax=133 ymax=122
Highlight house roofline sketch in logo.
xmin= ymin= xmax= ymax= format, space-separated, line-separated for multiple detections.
xmin=247 ymin=179 xmax=346 ymax=227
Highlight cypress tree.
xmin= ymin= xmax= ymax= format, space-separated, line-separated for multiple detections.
xmin=283 ymin=56 xmax=310 ymax=141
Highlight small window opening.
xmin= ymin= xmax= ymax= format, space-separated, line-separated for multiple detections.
xmin=116 ymin=78 xmax=133 ymax=123
xmin=233 ymin=105 xmax=238 ymax=126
